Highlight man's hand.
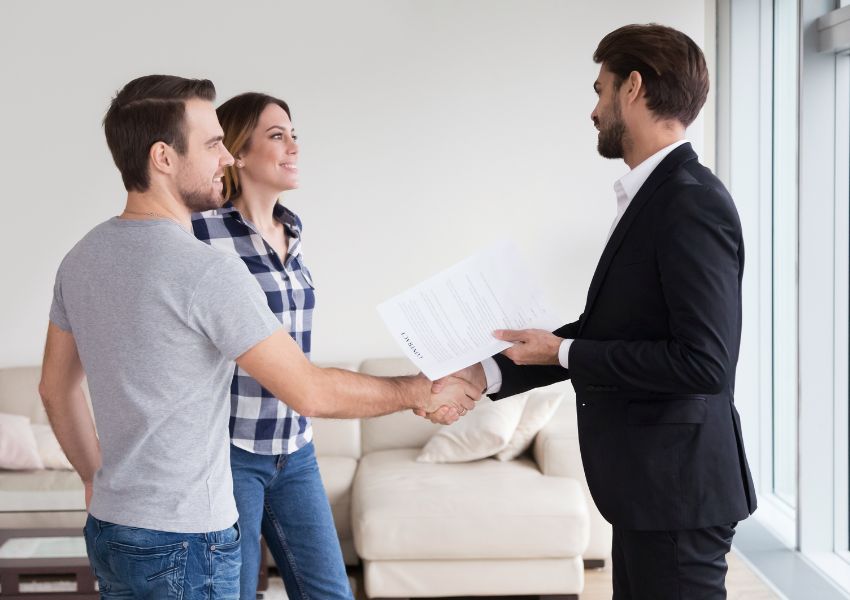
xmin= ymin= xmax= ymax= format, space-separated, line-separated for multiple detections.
xmin=431 ymin=363 xmax=487 ymax=396
xmin=414 ymin=364 xmax=487 ymax=424
xmin=494 ymin=329 xmax=564 ymax=365
xmin=418 ymin=375 xmax=479 ymax=416
xmin=416 ymin=405 xmax=462 ymax=425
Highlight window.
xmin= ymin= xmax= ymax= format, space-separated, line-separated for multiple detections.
xmin=771 ymin=0 xmax=798 ymax=511
xmin=721 ymin=0 xmax=850 ymax=592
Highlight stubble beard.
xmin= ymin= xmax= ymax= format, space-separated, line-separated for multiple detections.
xmin=180 ymin=186 xmax=223 ymax=212
xmin=177 ymin=171 xmax=225 ymax=212
xmin=596 ymin=101 xmax=626 ymax=160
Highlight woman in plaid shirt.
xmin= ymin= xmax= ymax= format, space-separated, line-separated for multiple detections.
xmin=193 ymin=93 xmax=351 ymax=599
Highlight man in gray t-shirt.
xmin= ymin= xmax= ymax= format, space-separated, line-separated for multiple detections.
xmin=50 ymin=218 xmax=280 ymax=532
xmin=40 ymin=75 xmax=478 ymax=599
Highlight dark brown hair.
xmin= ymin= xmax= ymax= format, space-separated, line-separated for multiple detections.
xmin=216 ymin=93 xmax=292 ymax=201
xmin=103 ymin=75 xmax=216 ymax=192
xmin=594 ymin=24 xmax=709 ymax=127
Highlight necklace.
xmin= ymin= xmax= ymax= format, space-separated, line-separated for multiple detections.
xmin=120 ymin=209 xmax=184 ymax=227
xmin=122 ymin=209 xmax=171 ymax=219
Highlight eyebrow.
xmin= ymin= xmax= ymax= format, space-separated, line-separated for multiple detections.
xmin=265 ymin=125 xmax=294 ymax=133
xmin=205 ymin=135 xmax=224 ymax=144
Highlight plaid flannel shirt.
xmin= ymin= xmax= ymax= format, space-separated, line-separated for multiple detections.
xmin=192 ymin=201 xmax=315 ymax=455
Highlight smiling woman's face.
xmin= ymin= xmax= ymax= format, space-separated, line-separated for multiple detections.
xmin=237 ymin=103 xmax=299 ymax=194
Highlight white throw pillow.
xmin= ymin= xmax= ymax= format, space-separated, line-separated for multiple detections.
xmin=416 ymin=394 xmax=528 ymax=463
xmin=31 ymin=424 xmax=74 ymax=470
xmin=0 ymin=413 xmax=45 ymax=470
xmin=496 ymin=390 xmax=565 ymax=461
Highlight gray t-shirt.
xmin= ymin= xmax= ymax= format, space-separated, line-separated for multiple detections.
xmin=49 ymin=217 xmax=281 ymax=533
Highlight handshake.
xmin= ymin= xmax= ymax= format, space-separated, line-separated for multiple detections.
xmin=407 ymin=328 xmax=563 ymax=425
xmin=411 ymin=363 xmax=488 ymax=425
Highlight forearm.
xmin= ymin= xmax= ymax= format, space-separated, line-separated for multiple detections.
xmin=40 ymin=387 xmax=101 ymax=482
xmin=289 ymin=365 xmax=429 ymax=418
xmin=569 ymin=337 xmax=728 ymax=394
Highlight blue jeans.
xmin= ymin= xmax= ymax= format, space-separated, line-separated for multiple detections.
xmin=230 ymin=442 xmax=352 ymax=600
xmin=83 ymin=514 xmax=241 ymax=599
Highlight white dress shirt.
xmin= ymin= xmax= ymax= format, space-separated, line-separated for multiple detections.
xmin=482 ymin=140 xmax=689 ymax=394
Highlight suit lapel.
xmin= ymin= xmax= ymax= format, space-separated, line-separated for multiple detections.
xmin=578 ymin=143 xmax=698 ymax=336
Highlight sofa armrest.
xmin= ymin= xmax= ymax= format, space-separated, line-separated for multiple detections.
xmin=533 ymin=387 xmax=613 ymax=562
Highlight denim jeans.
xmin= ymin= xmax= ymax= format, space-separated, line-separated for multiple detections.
xmin=230 ymin=442 xmax=352 ymax=599
xmin=83 ymin=514 xmax=241 ymax=599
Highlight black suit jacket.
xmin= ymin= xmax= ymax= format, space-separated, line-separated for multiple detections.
xmin=492 ymin=143 xmax=757 ymax=531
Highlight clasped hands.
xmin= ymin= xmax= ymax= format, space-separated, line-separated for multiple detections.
xmin=413 ymin=328 xmax=564 ymax=425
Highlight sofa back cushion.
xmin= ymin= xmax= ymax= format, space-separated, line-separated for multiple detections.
xmin=358 ymin=358 xmax=443 ymax=453
xmin=312 ymin=417 xmax=361 ymax=459
xmin=0 ymin=367 xmax=50 ymax=424
xmin=0 ymin=366 xmax=95 ymax=428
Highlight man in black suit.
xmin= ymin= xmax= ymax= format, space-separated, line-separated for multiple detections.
xmin=429 ymin=23 xmax=757 ymax=599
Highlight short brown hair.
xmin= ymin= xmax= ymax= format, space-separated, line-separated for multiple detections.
xmin=594 ymin=24 xmax=709 ymax=127
xmin=103 ymin=75 xmax=216 ymax=192
xmin=215 ymin=92 xmax=292 ymax=201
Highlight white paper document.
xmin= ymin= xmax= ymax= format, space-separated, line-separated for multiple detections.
xmin=377 ymin=241 xmax=562 ymax=380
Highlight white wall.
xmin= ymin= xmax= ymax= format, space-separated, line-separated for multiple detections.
xmin=0 ymin=0 xmax=708 ymax=368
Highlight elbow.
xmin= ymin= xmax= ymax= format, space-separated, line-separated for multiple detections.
xmin=277 ymin=366 xmax=327 ymax=418
xmin=274 ymin=389 xmax=320 ymax=418
xmin=38 ymin=380 xmax=55 ymax=407
xmin=295 ymin=402 xmax=321 ymax=419
xmin=687 ymin=354 xmax=728 ymax=395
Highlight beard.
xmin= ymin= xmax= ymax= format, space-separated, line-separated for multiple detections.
xmin=177 ymin=170 xmax=225 ymax=212
xmin=180 ymin=186 xmax=223 ymax=212
xmin=596 ymin=101 xmax=626 ymax=159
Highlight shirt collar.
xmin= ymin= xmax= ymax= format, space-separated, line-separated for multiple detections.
xmin=217 ymin=200 xmax=302 ymax=239
xmin=615 ymin=139 xmax=689 ymax=205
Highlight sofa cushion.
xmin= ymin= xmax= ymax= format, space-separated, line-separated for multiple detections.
xmin=352 ymin=448 xmax=589 ymax=561
xmin=316 ymin=455 xmax=357 ymax=541
xmin=0 ymin=413 xmax=44 ymax=470
xmin=0 ymin=367 xmax=46 ymax=424
xmin=361 ymin=411 xmax=442 ymax=454
xmin=0 ymin=367 xmax=93 ymax=425
xmin=496 ymin=389 xmax=564 ymax=461
xmin=417 ymin=395 xmax=527 ymax=463
xmin=31 ymin=424 xmax=74 ymax=470
xmin=312 ymin=418 xmax=360 ymax=460
xmin=358 ymin=358 xmax=444 ymax=454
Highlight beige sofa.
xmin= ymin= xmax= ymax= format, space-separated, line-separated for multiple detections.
xmin=0 ymin=359 xmax=611 ymax=599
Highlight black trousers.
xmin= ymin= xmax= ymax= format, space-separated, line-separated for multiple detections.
xmin=611 ymin=523 xmax=737 ymax=600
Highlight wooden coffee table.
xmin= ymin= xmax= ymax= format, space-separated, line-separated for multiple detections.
xmin=0 ymin=529 xmax=95 ymax=599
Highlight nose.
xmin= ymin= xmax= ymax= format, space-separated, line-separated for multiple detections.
xmin=221 ymin=145 xmax=235 ymax=167
xmin=590 ymin=105 xmax=598 ymax=123
xmin=288 ymin=138 xmax=299 ymax=155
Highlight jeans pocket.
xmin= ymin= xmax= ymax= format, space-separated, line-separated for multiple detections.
xmin=106 ymin=539 xmax=188 ymax=599
xmin=215 ymin=523 xmax=241 ymax=550
xmin=210 ymin=525 xmax=241 ymax=599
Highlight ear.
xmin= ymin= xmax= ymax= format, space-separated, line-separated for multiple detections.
xmin=149 ymin=141 xmax=176 ymax=177
xmin=622 ymin=70 xmax=644 ymax=104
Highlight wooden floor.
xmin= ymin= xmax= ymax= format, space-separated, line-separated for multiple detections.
xmin=262 ymin=549 xmax=780 ymax=599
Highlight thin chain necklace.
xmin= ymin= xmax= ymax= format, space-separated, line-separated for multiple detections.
xmin=120 ymin=209 xmax=182 ymax=226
